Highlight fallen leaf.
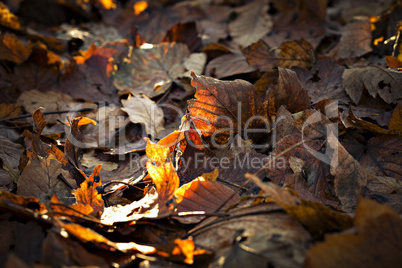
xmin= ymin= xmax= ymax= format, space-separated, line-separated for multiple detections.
xmin=124 ymin=3 xmax=204 ymax=44
xmin=14 ymin=42 xmax=62 ymax=93
xmin=0 ymin=33 xmax=32 ymax=64
xmin=191 ymin=203 xmax=311 ymax=252
xmin=60 ymin=222 xmax=156 ymax=254
xmin=187 ymin=72 xmax=265 ymax=145
xmin=113 ymin=42 xmax=189 ymax=98
xmin=17 ymin=89 xmax=81 ymax=124
xmin=342 ymin=134 xmax=402 ymax=180
xmin=17 ymin=154 xmax=73 ymax=205
xmin=0 ymin=2 xmax=20 ymax=30
xmin=332 ymin=19 xmax=372 ymax=59
xmin=0 ymin=136 xmax=24 ymax=184
xmin=344 ymin=108 xmax=389 ymax=134
xmin=243 ymin=39 xmax=316 ymax=71
xmin=295 ymin=58 xmax=350 ymax=104
xmin=265 ymin=67 xmax=311 ymax=117
xmin=304 ymin=199 xmax=402 ymax=268
xmin=174 ymin=179 xmax=240 ymax=224
xmin=72 ymin=165 xmax=104 ymax=218
xmin=327 ymin=133 xmax=369 ymax=210
xmin=205 ymin=52 xmax=256 ymax=79
xmin=389 ymin=103 xmax=402 ymax=136
xmin=246 ymin=174 xmax=353 ymax=235
xmin=343 ymin=66 xmax=402 ymax=104
xmin=228 ymin=0 xmax=272 ymax=47
xmin=121 ymin=94 xmax=165 ymax=139
xmin=156 ymin=237 xmax=200 ymax=264
xmin=270 ymin=0 xmax=326 ymax=48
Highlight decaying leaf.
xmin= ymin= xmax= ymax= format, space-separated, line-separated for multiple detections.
xmin=343 ymin=66 xmax=402 ymax=104
xmin=121 ymin=94 xmax=165 ymax=139
xmin=113 ymin=42 xmax=189 ymax=98
xmin=17 ymin=154 xmax=73 ymax=205
xmin=72 ymin=165 xmax=104 ymax=218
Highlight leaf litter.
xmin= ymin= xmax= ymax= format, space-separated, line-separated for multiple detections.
xmin=0 ymin=0 xmax=401 ymax=267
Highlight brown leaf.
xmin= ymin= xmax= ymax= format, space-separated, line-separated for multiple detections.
xmin=266 ymin=109 xmax=340 ymax=205
xmin=243 ymin=39 xmax=316 ymax=71
xmin=191 ymin=203 xmax=311 ymax=253
xmin=342 ymin=134 xmax=402 ymax=180
xmin=343 ymin=66 xmax=402 ymax=104
xmin=294 ymin=58 xmax=350 ymax=104
xmin=389 ymin=103 xmax=402 ymax=136
xmin=305 ymin=199 xmax=402 ymax=268
xmin=60 ymin=41 xmax=126 ymax=103
xmin=345 ymin=108 xmax=389 ymax=134
xmin=124 ymin=3 xmax=204 ymax=44
xmin=17 ymin=154 xmax=73 ymax=205
xmin=332 ymin=19 xmax=372 ymax=59
xmin=246 ymin=174 xmax=353 ymax=236
xmin=17 ymin=89 xmax=81 ymax=124
xmin=0 ymin=136 xmax=24 ymax=185
xmin=265 ymin=68 xmax=311 ymax=117
xmin=72 ymin=165 xmax=104 ymax=218
xmin=0 ymin=33 xmax=32 ymax=64
xmin=327 ymin=133 xmax=369 ymax=210
xmin=174 ymin=179 xmax=240 ymax=224
xmin=121 ymin=94 xmax=165 ymax=139
xmin=270 ymin=0 xmax=326 ymax=48
xmin=228 ymin=0 xmax=272 ymax=47
xmin=187 ymin=72 xmax=265 ymax=145
xmin=113 ymin=42 xmax=189 ymax=98
xmin=205 ymin=53 xmax=256 ymax=79
xmin=14 ymin=42 xmax=62 ymax=93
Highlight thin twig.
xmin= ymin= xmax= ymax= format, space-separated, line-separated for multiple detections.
xmin=0 ymin=106 xmax=99 ymax=123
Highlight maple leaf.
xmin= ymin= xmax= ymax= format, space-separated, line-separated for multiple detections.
xmin=72 ymin=165 xmax=104 ymax=218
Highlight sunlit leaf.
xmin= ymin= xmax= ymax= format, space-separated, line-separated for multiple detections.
xmin=72 ymin=165 xmax=104 ymax=218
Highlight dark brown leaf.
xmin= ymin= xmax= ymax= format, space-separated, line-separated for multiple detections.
xmin=265 ymin=68 xmax=311 ymax=117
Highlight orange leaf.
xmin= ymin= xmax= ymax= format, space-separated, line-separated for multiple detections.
xmin=187 ymin=72 xmax=266 ymax=145
xmin=0 ymin=32 xmax=32 ymax=63
xmin=0 ymin=2 xmax=20 ymax=30
xmin=72 ymin=165 xmax=104 ymax=218
xmin=146 ymin=161 xmax=179 ymax=203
